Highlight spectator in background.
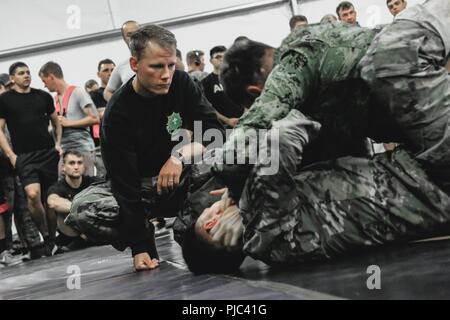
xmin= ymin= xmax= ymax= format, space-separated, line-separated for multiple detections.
xmin=84 ymin=79 xmax=99 ymax=93
xmin=0 ymin=74 xmax=13 ymax=95
xmin=175 ymin=49 xmax=185 ymax=71
xmin=104 ymin=20 xmax=140 ymax=102
xmin=289 ymin=15 xmax=308 ymax=31
xmin=39 ymin=61 xmax=100 ymax=177
xmin=336 ymin=1 xmax=359 ymax=26
xmin=202 ymin=45 xmax=244 ymax=128
xmin=186 ymin=50 xmax=208 ymax=83
xmin=47 ymin=150 xmax=99 ymax=251
xmin=0 ymin=62 xmax=62 ymax=257
xmin=387 ymin=0 xmax=407 ymax=17
xmin=320 ymin=14 xmax=338 ymax=24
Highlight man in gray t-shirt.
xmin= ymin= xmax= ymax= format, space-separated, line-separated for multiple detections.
xmin=104 ymin=20 xmax=139 ymax=102
xmin=39 ymin=62 xmax=100 ymax=176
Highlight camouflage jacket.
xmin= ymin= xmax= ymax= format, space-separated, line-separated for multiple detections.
xmin=213 ymin=23 xmax=382 ymax=199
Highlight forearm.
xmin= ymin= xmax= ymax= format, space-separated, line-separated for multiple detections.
xmin=0 ymin=130 xmax=14 ymax=158
xmin=47 ymin=195 xmax=72 ymax=213
xmin=103 ymin=88 xmax=114 ymax=102
xmin=64 ymin=115 xmax=100 ymax=128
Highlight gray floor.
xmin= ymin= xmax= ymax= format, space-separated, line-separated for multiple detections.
xmin=1 ymin=232 xmax=450 ymax=300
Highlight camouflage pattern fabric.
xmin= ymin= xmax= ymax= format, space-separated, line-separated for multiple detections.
xmin=359 ymin=0 xmax=450 ymax=192
xmin=213 ymin=23 xmax=380 ymax=199
xmin=209 ymin=0 xmax=450 ymax=265
xmin=67 ymin=169 xmax=191 ymax=250
xmin=238 ymin=110 xmax=450 ymax=265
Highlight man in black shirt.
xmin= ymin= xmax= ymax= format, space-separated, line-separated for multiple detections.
xmin=0 ymin=62 xmax=62 ymax=256
xmin=202 ymin=46 xmax=244 ymax=128
xmin=47 ymin=150 xmax=99 ymax=251
xmin=67 ymin=25 xmax=224 ymax=271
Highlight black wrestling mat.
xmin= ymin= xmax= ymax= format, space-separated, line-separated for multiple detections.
xmin=1 ymin=233 xmax=450 ymax=300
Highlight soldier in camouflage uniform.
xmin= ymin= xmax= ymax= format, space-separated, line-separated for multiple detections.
xmin=176 ymin=0 xmax=450 ymax=273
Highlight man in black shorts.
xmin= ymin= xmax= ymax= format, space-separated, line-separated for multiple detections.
xmin=0 ymin=62 xmax=62 ymax=256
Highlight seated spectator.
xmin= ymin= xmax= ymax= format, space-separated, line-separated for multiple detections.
xmin=289 ymin=15 xmax=308 ymax=31
xmin=47 ymin=150 xmax=100 ymax=251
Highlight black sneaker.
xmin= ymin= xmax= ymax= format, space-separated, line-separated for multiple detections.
xmin=43 ymin=240 xmax=57 ymax=257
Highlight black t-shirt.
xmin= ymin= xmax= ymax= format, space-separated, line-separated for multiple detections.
xmin=201 ymin=73 xmax=244 ymax=118
xmin=90 ymin=87 xmax=107 ymax=109
xmin=48 ymin=175 xmax=100 ymax=201
xmin=101 ymin=70 xmax=224 ymax=248
xmin=0 ymin=89 xmax=55 ymax=154
xmin=89 ymin=87 xmax=106 ymax=147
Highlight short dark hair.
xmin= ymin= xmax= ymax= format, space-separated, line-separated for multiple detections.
xmin=84 ymin=79 xmax=98 ymax=90
xmin=63 ymin=149 xmax=84 ymax=162
xmin=387 ymin=0 xmax=404 ymax=3
xmin=186 ymin=50 xmax=204 ymax=66
xmin=289 ymin=15 xmax=308 ymax=30
xmin=209 ymin=45 xmax=227 ymax=59
xmin=39 ymin=61 xmax=64 ymax=78
xmin=220 ymin=39 xmax=273 ymax=107
xmin=336 ymin=1 xmax=354 ymax=17
xmin=129 ymin=25 xmax=177 ymax=61
xmin=181 ymin=226 xmax=246 ymax=274
xmin=234 ymin=36 xmax=249 ymax=44
xmin=121 ymin=20 xmax=138 ymax=37
xmin=9 ymin=62 xmax=28 ymax=76
xmin=97 ymin=58 xmax=115 ymax=72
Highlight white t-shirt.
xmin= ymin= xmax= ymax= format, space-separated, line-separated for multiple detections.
xmin=106 ymin=58 xmax=135 ymax=91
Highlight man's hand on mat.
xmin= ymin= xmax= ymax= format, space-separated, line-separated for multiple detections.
xmin=133 ymin=252 xmax=159 ymax=271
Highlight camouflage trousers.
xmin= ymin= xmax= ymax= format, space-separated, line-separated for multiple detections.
xmin=359 ymin=3 xmax=450 ymax=189
xmin=238 ymin=110 xmax=450 ymax=266
xmin=66 ymin=172 xmax=190 ymax=251
xmin=1 ymin=176 xmax=42 ymax=250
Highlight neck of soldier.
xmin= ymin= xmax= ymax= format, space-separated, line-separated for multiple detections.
xmin=55 ymin=79 xmax=68 ymax=97
xmin=65 ymin=174 xmax=83 ymax=189
xmin=13 ymin=84 xmax=31 ymax=94
xmin=213 ymin=67 xmax=220 ymax=75
xmin=132 ymin=77 xmax=157 ymax=98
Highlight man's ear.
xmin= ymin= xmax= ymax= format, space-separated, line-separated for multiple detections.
xmin=130 ymin=56 xmax=138 ymax=73
xmin=246 ymin=84 xmax=263 ymax=97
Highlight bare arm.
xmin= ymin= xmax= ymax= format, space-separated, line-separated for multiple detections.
xmin=103 ymin=87 xmax=114 ymax=102
xmin=216 ymin=111 xmax=239 ymax=128
xmin=0 ymin=118 xmax=16 ymax=166
xmin=47 ymin=194 xmax=72 ymax=214
xmin=59 ymin=105 xmax=100 ymax=128
xmin=49 ymin=111 xmax=62 ymax=146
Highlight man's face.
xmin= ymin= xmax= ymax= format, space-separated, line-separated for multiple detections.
xmin=12 ymin=67 xmax=31 ymax=89
xmin=338 ymin=6 xmax=357 ymax=25
xmin=97 ymin=63 xmax=115 ymax=87
xmin=122 ymin=22 xmax=139 ymax=47
xmin=387 ymin=0 xmax=407 ymax=17
xmin=63 ymin=154 xmax=85 ymax=179
xmin=210 ymin=51 xmax=225 ymax=71
xmin=39 ymin=74 xmax=57 ymax=92
xmin=131 ymin=42 xmax=177 ymax=95
xmin=195 ymin=199 xmax=241 ymax=248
